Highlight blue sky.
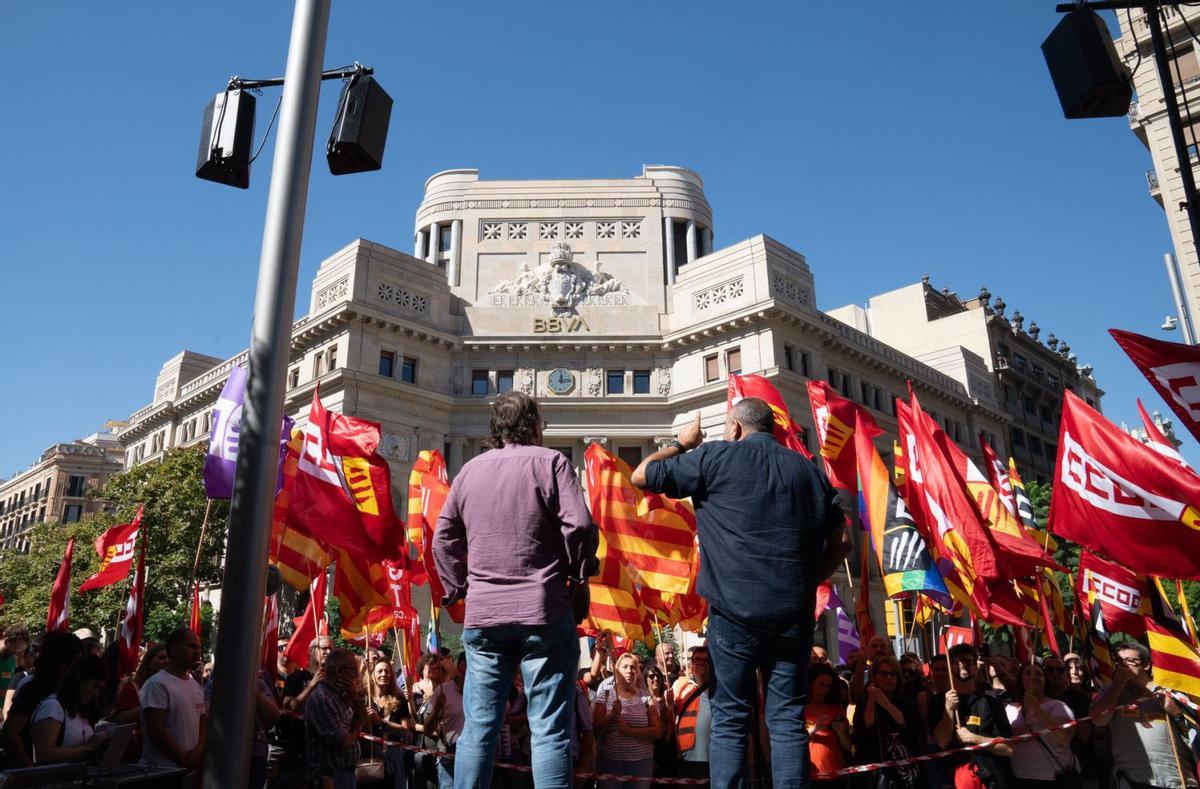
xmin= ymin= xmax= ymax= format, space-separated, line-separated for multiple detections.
xmin=0 ymin=2 xmax=1188 ymax=475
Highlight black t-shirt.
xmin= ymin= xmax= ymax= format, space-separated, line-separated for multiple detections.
xmin=6 ymin=677 xmax=55 ymax=768
xmin=853 ymin=694 xmax=923 ymax=788
xmin=928 ymin=689 xmax=1012 ymax=788
xmin=276 ymin=669 xmax=313 ymax=752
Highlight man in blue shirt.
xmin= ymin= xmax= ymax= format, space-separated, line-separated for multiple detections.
xmin=632 ymin=397 xmax=851 ymax=789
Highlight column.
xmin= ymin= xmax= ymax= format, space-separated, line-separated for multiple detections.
xmin=448 ymin=437 xmax=465 ymax=477
xmin=414 ymin=229 xmax=426 ymax=259
xmin=703 ymin=227 xmax=713 ymax=256
xmin=663 ymin=217 xmax=677 ymax=285
xmin=426 ymin=222 xmax=439 ymax=264
xmin=448 ymin=219 xmax=462 ymax=286
xmin=686 ymin=219 xmax=698 ymax=264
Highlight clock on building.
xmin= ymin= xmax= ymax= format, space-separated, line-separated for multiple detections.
xmin=547 ymin=368 xmax=575 ymax=395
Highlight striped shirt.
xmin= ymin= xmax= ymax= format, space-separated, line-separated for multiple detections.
xmin=597 ymin=688 xmax=654 ymax=761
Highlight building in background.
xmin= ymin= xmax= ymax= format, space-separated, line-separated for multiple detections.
xmin=0 ymin=421 xmax=126 ymax=552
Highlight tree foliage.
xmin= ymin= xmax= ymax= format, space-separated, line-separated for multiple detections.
xmin=0 ymin=446 xmax=228 ymax=639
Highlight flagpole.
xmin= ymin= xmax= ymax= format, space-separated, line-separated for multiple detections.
xmin=188 ymin=499 xmax=213 ymax=617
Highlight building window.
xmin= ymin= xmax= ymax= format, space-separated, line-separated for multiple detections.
xmin=401 ymin=356 xmax=417 ymax=384
xmin=1004 ymin=385 xmax=1014 ymax=404
xmin=1024 ymin=395 xmax=1036 ymax=414
xmin=607 ymin=370 xmax=625 ymax=395
xmin=439 ymin=225 xmax=453 ymax=252
xmin=66 ymin=476 xmax=86 ymax=497
xmin=1012 ymin=428 xmax=1026 ymax=447
xmin=497 ymin=370 xmax=515 ymax=393
xmin=327 ymin=345 xmax=338 ymax=371
xmin=704 ymin=354 xmax=719 ymax=383
xmin=725 ymin=348 xmax=742 ymax=376
xmin=379 ymin=350 xmax=395 ymax=378
xmin=1029 ymin=436 xmax=1043 ymax=456
xmin=1014 ymin=354 xmax=1027 ymax=371
xmin=633 ymin=370 xmax=651 ymax=395
xmin=312 ymin=351 xmax=324 ymax=378
xmin=1048 ymin=374 xmax=1060 ymax=388
xmin=471 ymin=370 xmax=489 ymax=395
xmin=617 ymin=446 xmax=643 ymax=467
xmin=861 ymin=382 xmax=871 ymax=406
xmin=783 ymin=345 xmax=795 ymax=372
xmin=62 ymin=504 xmax=82 ymax=524
xmin=288 ymin=367 xmax=300 ymax=389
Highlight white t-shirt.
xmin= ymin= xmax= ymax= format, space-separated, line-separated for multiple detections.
xmin=139 ymin=670 xmax=206 ymax=768
xmin=31 ymin=694 xmax=93 ymax=761
xmin=1005 ymin=698 xmax=1076 ymax=781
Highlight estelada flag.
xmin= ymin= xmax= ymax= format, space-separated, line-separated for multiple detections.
xmin=1110 ymin=328 xmax=1200 ymax=444
xmin=46 ymin=537 xmax=74 ymax=633
xmin=728 ymin=373 xmax=812 ymax=458
xmin=979 ymin=437 xmax=1017 ymax=518
xmin=79 ymin=507 xmax=142 ymax=592
xmin=1075 ymin=550 xmax=1150 ymax=637
xmin=806 ymin=380 xmax=880 ymax=490
xmin=1009 ymin=458 xmax=1040 ymax=530
xmin=117 ymin=540 xmax=145 ymax=677
xmin=1049 ymin=390 xmax=1200 ymax=580
xmin=1137 ymin=398 xmax=1192 ymax=470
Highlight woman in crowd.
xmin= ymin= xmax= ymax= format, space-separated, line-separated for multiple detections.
xmin=853 ymin=654 xmax=922 ymax=789
xmin=362 ymin=656 xmax=412 ymax=789
xmin=593 ymin=651 xmax=661 ymax=789
xmin=1005 ymin=662 xmax=1078 ymax=787
xmin=644 ymin=665 xmax=675 ymax=785
xmin=804 ymin=663 xmax=851 ymax=785
xmin=111 ymin=643 xmax=166 ymax=764
xmin=31 ymin=654 xmax=109 ymax=765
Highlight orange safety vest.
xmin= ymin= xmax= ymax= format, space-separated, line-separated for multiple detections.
xmin=674 ymin=680 xmax=707 ymax=753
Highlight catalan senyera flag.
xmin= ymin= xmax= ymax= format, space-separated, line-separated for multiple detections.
xmin=271 ymin=428 xmax=334 ymax=590
xmin=585 ymin=542 xmax=652 ymax=643
xmin=1145 ymin=618 xmax=1200 ymax=699
xmin=583 ymin=443 xmax=696 ymax=595
xmin=406 ymin=451 xmax=448 ymax=585
xmin=728 ymin=374 xmax=812 ymax=458
xmin=333 ymin=548 xmax=390 ymax=635
xmin=854 ymin=412 xmax=948 ymax=604
xmin=1076 ymin=550 xmax=1151 ymax=637
xmin=79 ymin=507 xmax=142 ymax=592
xmin=1050 ymin=391 xmax=1200 ymax=580
xmin=807 ymin=380 xmax=881 ymax=490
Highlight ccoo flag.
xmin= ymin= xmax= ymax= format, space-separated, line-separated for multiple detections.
xmin=1110 ymin=328 xmax=1200 ymax=445
xmin=1075 ymin=550 xmax=1150 ymax=637
xmin=78 ymin=506 xmax=142 ymax=592
xmin=1137 ymin=398 xmax=1192 ymax=470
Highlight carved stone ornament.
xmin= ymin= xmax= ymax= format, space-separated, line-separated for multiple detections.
xmin=517 ymin=368 xmax=535 ymax=395
xmin=488 ymin=242 xmax=630 ymax=310
xmin=657 ymin=368 xmax=671 ymax=396
xmin=451 ymin=367 xmax=464 ymax=395
xmin=379 ymin=434 xmax=411 ymax=462
xmin=586 ymin=367 xmax=603 ymax=397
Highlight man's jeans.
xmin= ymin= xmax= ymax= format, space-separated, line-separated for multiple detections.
xmin=454 ymin=612 xmax=579 ymax=789
xmin=706 ymin=607 xmax=812 ymax=789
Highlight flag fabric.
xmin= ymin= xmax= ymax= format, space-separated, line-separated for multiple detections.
xmin=939 ymin=625 xmax=975 ymax=653
xmin=333 ymin=549 xmax=390 ymax=635
xmin=284 ymin=570 xmax=328 ymax=669
xmin=46 ymin=537 xmax=75 ymax=632
xmin=271 ymin=428 xmax=335 ymax=591
xmin=1076 ymin=550 xmax=1151 ymax=637
xmin=189 ymin=581 xmax=201 ymax=639
xmin=261 ymin=595 xmax=279 ymax=684
xmin=1175 ymin=579 xmax=1199 ymax=647
xmin=807 ymin=380 xmax=881 ymax=489
xmin=202 ymin=366 xmax=293 ymax=499
xmin=1008 ymin=458 xmax=1040 ymax=531
xmin=79 ymin=507 xmax=142 ymax=592
xmin=406 ymin=451 xmax=449 ymax=586
xmin=827 ymin=586 xmax=860 ymax=664
xmin=980 ymin=437 xmax=1017 ymax=517
xmin=1049 ymin=390 xmax=1200 ymax=580
xmin=117 ymin=541 xmax=146 ymax=677
xmin=728 ymin=373 xmax=812 ymax=458
xmin=855 ymin=545 xmax=876 ymax=643
xmin=1137 ymin=399 xmax=1192 ymax=470
xmin=1087 ymin=598 xmax=1115 ymax=684
xmin=814 ymin=582 xmax=832 ymax=621
xmin=1110 ymin=328 xmax=1200 ymax=444
xmin=1145 ymin=618 xmax=1200 ymax=699
xmin=854 ymin=412 xmax=949 ymax=604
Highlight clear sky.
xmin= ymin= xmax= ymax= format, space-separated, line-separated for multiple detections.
xmin=0 ymin=2 xmax=1189 ymax=475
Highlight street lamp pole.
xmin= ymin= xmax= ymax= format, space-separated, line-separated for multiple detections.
xmin=202 ymin=0 xmax=330 ymax=785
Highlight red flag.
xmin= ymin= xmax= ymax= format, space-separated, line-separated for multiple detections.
xmin=189 ymin=581 xmax=201 ymax=639
xmin=1137 ymin=398 xmax=1192 ymax=470
xmin=1110 ymin=328 xmax=1200 ymax=444
xmin=979 ymin=438 xmax=1018 ymax=518
xmin=806 ymin=380 xmax=881 ymax=489
xmin=284 ymin=570 xmax=327 ymax=669
xmin=939 ymin=625 xmax=974 ymax=653
xmin=405 ymin=451 xmax=448 ymax=587
xmin=1049 ymin=390 xmax=1200 ymax=580
xmin=261 ymin=595 xmax=279 ymax=684
xmin=79 ymin=507 xmax=142 ymax=592
xmin=117 ymin=541 xmax=146 ymax=677
xmin=1075 ymin=550 xmax=1151 ymax=637
xmin=855 ymin=543 xmax=875 ymax=643
xmin=727 ymin=374 xmax=812 ymax=458
xmin=814 ymin=582 xmax=832 ymax=621
xmin=46 ymin=537 xmax=75 ymax=632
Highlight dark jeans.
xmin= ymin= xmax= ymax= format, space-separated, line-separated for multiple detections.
xmin=707 ymin=607 xmax=812 ymax=789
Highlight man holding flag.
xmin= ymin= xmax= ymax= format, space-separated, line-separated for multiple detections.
xmin=632 ymin=398 xmax=852 ymax=789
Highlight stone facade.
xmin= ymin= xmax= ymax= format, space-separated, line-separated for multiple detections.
xmin=0 ymin=423 xmax=126 ymax=552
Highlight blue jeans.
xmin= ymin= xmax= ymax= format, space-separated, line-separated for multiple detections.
xmin=706 ymin=607 xmax=812 ymax=789
xmin=454 ymin=612 xmax=579 ymax=789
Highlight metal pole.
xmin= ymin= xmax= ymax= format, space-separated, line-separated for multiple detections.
xmin=1146 ymin=2 xmax=1200 ymax=335
xmin=202 ymin=0 xmax=330 ymax=785
xmin=1165 ymin=252 xmax=1198 ymax=344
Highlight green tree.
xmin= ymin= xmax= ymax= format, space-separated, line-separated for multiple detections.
xmin=0 ymin=446 xmax=228 ymax=640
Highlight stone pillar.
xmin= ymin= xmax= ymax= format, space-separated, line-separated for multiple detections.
xmin=448 ymin=437 xmax=466 ymax=477
xmin=686 ymin=219 xmax=698 ymax=264
xmin=664 ymin=217 xmax=677 ymax=285
xmin=448 ymin=219 xmax=462 ymax=286
xmin=702 ymin=227 xmax=713 ymax=256
xmin=414 ymin=230 xmax=426 ymax=259
xmin=426 ymin=222 xmax=439 ymax=265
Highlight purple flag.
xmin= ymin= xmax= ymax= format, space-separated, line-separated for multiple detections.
xmin=203 ymin=366 xmax=293 ymax=499
xmin=827 ymin=586 xmax=861 ymax=664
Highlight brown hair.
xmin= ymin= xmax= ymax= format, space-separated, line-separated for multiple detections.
xmin=487 ymin=392 xmax=541 ymax=448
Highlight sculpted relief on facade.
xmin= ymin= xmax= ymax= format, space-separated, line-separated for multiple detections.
xmin=488 ymin=243 xmax=630 ymax=310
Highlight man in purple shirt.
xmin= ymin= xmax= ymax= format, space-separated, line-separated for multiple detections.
xmin=433 ymin=392 xmax=598 ymax=789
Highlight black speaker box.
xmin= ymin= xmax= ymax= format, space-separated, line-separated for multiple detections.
xmin=327 ymin=75 xmax=393 ymax=175
xmin=196 ymin=89 xmax=257 ymax=189
xmin=1042 ymin=9 xmax=1132 ymax=119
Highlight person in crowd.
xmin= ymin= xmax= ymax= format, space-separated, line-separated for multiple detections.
xmin=654 ymin=643 xmax=681 ymax=691
xmin=899 ymin=652 xmax=925 ymax=703
xmin=306 ymin=647 xmax=368 ymax=789
xmin=986 ymin=655 xmax=1016 ymax=703
xmin=2 ymin=631 xmax=84 ymax=769
xmin=571 ymin=675 xmax=595 ymax=784
xmin=1005 ymin=662 xmax=1078 ymax=788
xmin=593 ymin=652 xmax=661 ymax=789
xmin=273 ymin=635 xmax=333 ymax=786
xmin=364 ymin=656 xmax=412 ymax=789
xmin=643 ymin=665 xmax=674 ymax=784
xmin=1064 ymin=653 xmax=1092 ymax=695
xmin=930 ymin=642 xmax=1013 ymax=788
xmin=804 ymin=663 xmax=850 ymax=785
xmin=918 ymin=656 xmax=953 ymax=789
xmin=851 ymin=634 xmax=897 ymax=702
xmin=1043 ymin=654 xmax=1093 ymax=748
xmin=139 ymin=628 xmax=206 ymax=773
xmin=2 ymin=640 xmax=34 ymax=721
xmin=30 ymin=654 xmax=110 ymax=765
xmin=1090 ymin=642 xmax=1197 ymax=789
xmin=854 ymin=654 xmax=922 ymax=789
xmin=632 ymin=398 xmax=852 ymax=788
xmin=422 ymin=654 xmax=465 ymax=789
xmin=0 ymin=626 xmax=31 ymax=696
xmin=74 ymin=629 xmax=103 ymax=658
xmin=671 ymin=646 xmax=712 ymax=782
xmin=432 ymin=391 xmax=599 ymax=789
xmin=811 ymin=645 xmax=831 ymax=666
xmin=412 ymin=653 xmax=447 ymax=789
xmin=114 ymin=643 xmax=167 ymax=763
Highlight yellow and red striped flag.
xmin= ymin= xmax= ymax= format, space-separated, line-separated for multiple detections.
xmin=584 ymin=532 xmax=653 ymax=644
xmin=271 ymin=428 xmax=334 ymax=590
xmin=333 ymin=548 xmax=390 ymax=634
xmin=406 ymin=451 xmax=448 ymax=577
xmin=1145 ymin=618 xmax=1200 ymax=699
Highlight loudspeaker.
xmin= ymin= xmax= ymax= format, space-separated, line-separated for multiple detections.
xmin=196 ymin=89 xmax=256 ymax=188
xmin=1042 ymin=10 xmax=1132 ymax=119
xmin=326 ymin=75 xmax=393 ymax=175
